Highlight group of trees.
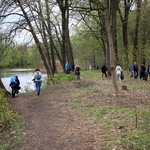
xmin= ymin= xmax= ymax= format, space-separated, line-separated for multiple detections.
xmin=0 ymin=0 xmax=150 ymax=93
xmin=0 ymin=43 xmax=41 ymax=68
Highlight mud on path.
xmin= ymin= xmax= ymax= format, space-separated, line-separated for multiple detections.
xmin=8 ymin=79 xmax=150 ymax=150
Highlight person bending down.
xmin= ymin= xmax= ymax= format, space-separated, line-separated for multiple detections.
xmin=10 ymin=76 xmax=21 ymax=98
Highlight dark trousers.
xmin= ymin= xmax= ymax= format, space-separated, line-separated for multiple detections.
xmin=66 ymin=69 xmax=70 ymax=74
xmin=75 ymin=71 xmax=80 ymax=80
xmin=134 ymin=71 xmax=138 ymax=79
xmin=102 ymin=72 xmax=107 ymax=78
xmin=10 ymin=83 xmax=20 ymax=97
xmin=140 ymin=71 xmax=145 ymax=80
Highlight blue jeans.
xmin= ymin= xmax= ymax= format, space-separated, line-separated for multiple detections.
xmin=35 ymin=81 xmax=42 ymax=93
xmin=134 ymin=71 xmax=138 ymax=79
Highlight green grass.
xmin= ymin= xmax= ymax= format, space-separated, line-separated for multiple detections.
xmin=64 ymin=70 xmax=150 ymax=149
xmin=0 ymin=89 xmax=24 ymax=150
xmin=81 ymin=70 xmax=101 ymax=79
xmin=47 ymin=73 xmax=75 ymax=84
xmin=128 ymin=83 xmax=150 ymax=89
xmin=66 ymin=100 xmax=79 ymax=107
xmin=67 ymin=97 xmax=150 ymax=150
xmin=0 ymin=119 xmax=25 ymax=150
xmin=2 ymin=70 xmax=149 ymax=149
xmin=96 ymin=106 xmax=149 ymax=149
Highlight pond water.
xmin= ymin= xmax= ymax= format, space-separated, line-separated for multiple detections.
xmin=0 ymin=68 xmax=47 ymax=93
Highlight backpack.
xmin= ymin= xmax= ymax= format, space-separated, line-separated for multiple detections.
xmin=76 ymin=67 xmax=80 ymax=71
xmin=36 ymin=72 xmax=41 ymax=80
xmin=10 ymin=76 xmax=17 ymax=83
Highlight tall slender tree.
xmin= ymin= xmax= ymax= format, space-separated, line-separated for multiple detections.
xmin=133 ymin=0 xmax=142 ymax=61
xmin=118 ymin=0 xmax=133 ymax=68
xmin=103 ymin=0 xmax=119 ymax=93
xmin=57 ymin=0 xmax=74 ymax=71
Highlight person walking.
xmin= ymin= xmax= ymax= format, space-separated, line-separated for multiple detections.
xmin=147 ymin=63 xmax=150 ymax=79
xmin=129 ymin=65 xmax=133 ymax=77
xmin=88 ymin=62 xmax=92 ymax=70
xmin=74 ymin=63 xmax=81 ymax=80
xmin=10 ymin=76 xmax=20 ymax=98
xmin=115 ymin=64 xmax=122 ymax=83
xmin=133 ymin=61 xmax=139 ymax=79
xmin=33 ymin=68 xmax=42 ymax=96
xmin=101 ymin=65 xmax=108 ymax=78
xmin=65 ymin=62 xmax=70 ymax=74
xmin=140 ymin=63 xmax=146 ymax=80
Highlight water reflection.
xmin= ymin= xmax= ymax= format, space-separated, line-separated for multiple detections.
xmin=1 ymin=68 xmax=47 ymax=93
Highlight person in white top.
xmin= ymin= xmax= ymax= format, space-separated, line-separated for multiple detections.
xmin=89 ymin=62 xmax=92 ymax=70
xmin=115 ymin=64 xmax=122 ymax=83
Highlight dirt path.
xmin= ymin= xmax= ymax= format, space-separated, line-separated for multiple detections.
xmin=9 ymin=82 xmax=98 ymax=150
xmin=8 ymin=79 xmax=150 ymax=150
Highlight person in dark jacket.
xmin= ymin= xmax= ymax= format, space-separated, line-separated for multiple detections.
xmin=133 ymin=61 xmax=139 ymax=79
xmin=74 ymin=63 xmax=80 ymax=80
xmin=101 ymin=65 xmax=108 ymax=78
xmin=147 ymin=63 xmax=150 ymax=80
xmin=10 ymin=76 xmax=20 ymax=98
xmin=140 ymin=63 xmax=146 ymax=80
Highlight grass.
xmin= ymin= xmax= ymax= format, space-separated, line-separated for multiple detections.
xmin=65 ymin=70 xmax=150 ymax=149
xmin=0 ymin=119 xmax=25 ymax=150
xmin=0 ymin=89 xmax=24 ymax=150
xmin=47 ymin=73 xmax=75 ymax=84
xmin=66 ymin=100 xmax=79 ymax=107
xmin=2 ymin=70 xmax=149 ymax=150
xmin=81 ymin=70 xmax=101 ymax=79
xmin=75 ymin=102 xmax=149 ymax=149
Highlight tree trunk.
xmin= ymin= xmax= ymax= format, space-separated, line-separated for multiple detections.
xmin=118 ymin=0 xmax=131 ymax=68
xmin=111 ymin=0 xmax=119 ymax=64
xmin=16 ymin=0 xmax=52 ymax=76
xmin=57 ymin=0 xmax=74 ymax=72
xmin=45 ymin=0 xmax=57 ymax=73
xmin=133 ymin=0 xmax=142 ymax=61
xmin=122 ymin=0 xmax=130 ymax=68
xmin=105 ymin=35 xmax=111 ymax=71
xmin=104 ymin=0 xmax=119 ymax=94
xmin=65 ymin=0 xmax=74 ymax=67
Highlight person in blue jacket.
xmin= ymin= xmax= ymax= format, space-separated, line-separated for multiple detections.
xmin=33 ymin=68 xmax=42 ymax=96
xmin=10 ymin=76 xmax=20 ymax=98
xmin=129 ymin=65 xmax=133 ymax=77
xmin=65 ymin=62 xmax=70 ymax=74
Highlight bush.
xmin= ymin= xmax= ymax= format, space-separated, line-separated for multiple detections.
xmin=47 ymin=73 xmax=75 ymax=84
xmin=0 ymin=89 xmax=24 ymax=149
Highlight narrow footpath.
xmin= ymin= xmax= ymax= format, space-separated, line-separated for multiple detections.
xmin=9 ymin=82 xmax=99 ymax=150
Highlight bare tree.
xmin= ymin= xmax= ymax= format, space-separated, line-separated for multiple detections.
xmin=0 ymin=31 xmax=12 ymax=93
xmin=0 ymin=0 xmax=75 ymax=76
xmin=133 ymin=0 xmax=142 ymax=61
xmin=56 ymin=0 xmax=74 ymax=71
xmin=118 ymin=0 xmax=134 ymax=68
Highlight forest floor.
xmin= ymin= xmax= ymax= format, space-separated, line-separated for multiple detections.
xmin=8 ymin=72 xmax=150 ymax=150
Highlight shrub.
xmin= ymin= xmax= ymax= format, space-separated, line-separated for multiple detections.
xmin=47 ymin=73 xmax=75 ymax=84
xmin=0 ymin=89 xmax=24 ymax=149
